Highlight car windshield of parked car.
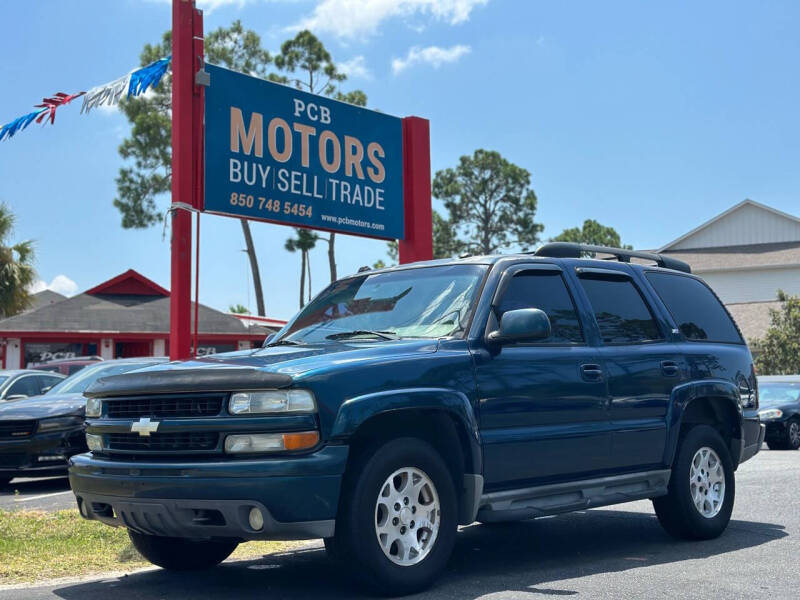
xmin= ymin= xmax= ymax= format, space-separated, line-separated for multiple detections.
xmin=46 ymin=362 xmax=159 ymax=395
xmin=759 ymin=383 xmax=800 ymax=407
xmin=278 ymin=265 xmax=488 ymax=344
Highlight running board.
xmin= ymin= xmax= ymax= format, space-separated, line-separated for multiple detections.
xmin=476 ymin=469 xmax=671 ymax=523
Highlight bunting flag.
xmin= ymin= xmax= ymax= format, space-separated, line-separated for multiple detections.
xmin=0 ymin=55 xmax=172 ymax=141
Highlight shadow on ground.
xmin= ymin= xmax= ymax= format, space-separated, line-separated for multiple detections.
xmin=49 ymin=509 xmax=786 ymax=599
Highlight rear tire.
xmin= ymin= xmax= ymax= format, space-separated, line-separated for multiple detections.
xmin=334 ymin=437 xmax=458 ymax=596
xmin=653 ymin=425 xmax=735 ymax=541
xmin=128 ymin=531 xmax=238 ymax=571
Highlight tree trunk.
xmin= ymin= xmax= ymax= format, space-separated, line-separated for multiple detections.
xmin=299 ymin=250 xmax=307 ymax=309
xmin=307 ymin=251 xmax=312 ymax=303
xmin=239 ymin=219 xmax=266 ymax=316
xmin=327 ymin=233 xmax=337 ymax=282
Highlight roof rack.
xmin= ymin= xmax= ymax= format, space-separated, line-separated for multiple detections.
xmin=533 ymin=242 xmax=692 ymax=274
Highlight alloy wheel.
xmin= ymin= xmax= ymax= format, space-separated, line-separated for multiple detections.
xmin=374 ymin=466 xmax=441 ymax=566
xmin=689 ymin=446 xmax=726 ymax=518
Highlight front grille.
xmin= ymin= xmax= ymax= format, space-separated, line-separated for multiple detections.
xmin=0 ymin=453 xmax=26 ymax=467
xmin=105 ymin=394 xmax=224 ymax=418
xmin=106 ymin=432 xmax=219 ymax=452
xmin=0 ymin=420 xmax=37 ymax=439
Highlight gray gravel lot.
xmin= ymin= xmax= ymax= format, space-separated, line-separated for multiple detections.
xmin=0 ymin=448 xmax=795 ymax=599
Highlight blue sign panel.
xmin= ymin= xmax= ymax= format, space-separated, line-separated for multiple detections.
xmin=204 ymin=64 xmax=404 ymax=240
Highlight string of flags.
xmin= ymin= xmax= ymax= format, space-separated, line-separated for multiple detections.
xmin=0 ymin=56 xmax=171 ymax=142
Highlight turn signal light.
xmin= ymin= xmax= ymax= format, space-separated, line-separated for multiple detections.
xmin=224 ymin=431 xmax=320 ymax=454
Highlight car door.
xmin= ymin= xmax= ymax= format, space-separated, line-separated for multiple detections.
xmin=474 ymin=264 xmax=611 ymax=489
xmin=574 ymin=267 xmax=682 ymax=470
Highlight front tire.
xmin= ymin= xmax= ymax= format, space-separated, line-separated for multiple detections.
xmin=653 ymin=425 xmax=735 ymax=540
xmin=334 ymin=437 xmax=458 ymax=595
xmin=128 ymin=531 xmax=238 ymax=571
xmin=785 ymin=419 xmax=800 ymax=450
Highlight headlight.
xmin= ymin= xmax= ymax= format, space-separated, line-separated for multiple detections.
xmin=37 ymin=416 xmax=84 ymax=433
xmin=229 ymin=390 xmax=316 ymax=415
xmin=85 ymin=398 xmax=102 ymax=418
xmin=86 ymin=433 xmax=103 ymax=452
xmin=224 ymin=431 xmax=319 ymax=453
xmin=758 ymin=408 xmax=783 ymax=421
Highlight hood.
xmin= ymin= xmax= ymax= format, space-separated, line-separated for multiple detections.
xmin=86 ymin=339 xmax=440 ymax=397
xmin=0 ymin=393 xmax=85 ymax=419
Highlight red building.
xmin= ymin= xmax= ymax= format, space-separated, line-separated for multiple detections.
xmin=0 ymin=269 xmax=285 ymax=369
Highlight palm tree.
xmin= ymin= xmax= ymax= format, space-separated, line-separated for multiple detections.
xmin=0 ymin=203 xmax=35 ymax=318
xmin=284 ymin=229 xmax=318 ymax=309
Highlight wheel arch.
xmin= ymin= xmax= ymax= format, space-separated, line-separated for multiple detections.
xmin=666 ymin=380 xmax=744 ymax=469
xmin=330 ymin=388 xmax=482 ymax=524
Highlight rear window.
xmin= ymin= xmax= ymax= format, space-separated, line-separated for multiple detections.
xmin=645 ymin=272 xmax=742 ymax=344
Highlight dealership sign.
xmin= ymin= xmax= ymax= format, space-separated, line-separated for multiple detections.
xmin=204 ymin=65 xmax=404 ymax=240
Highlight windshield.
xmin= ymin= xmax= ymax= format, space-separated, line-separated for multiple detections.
xmin=278 ymin=265 xmax=488 ymax=344
xmin=759 ymin=382 xmax=800 ymax=407
xmin=47 ymin=361 xmax=160 ymax=395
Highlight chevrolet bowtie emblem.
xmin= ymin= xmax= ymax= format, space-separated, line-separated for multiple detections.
xmin=131 ymin=417 xmax=160 ymax=437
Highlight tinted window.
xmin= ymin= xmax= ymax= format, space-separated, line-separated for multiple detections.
xmin=579 ymin=275 xmax=662 ymax=343
xmin=646 ymin=272 xmax=742 ymax=343
xmin=5 ymin=376 xmax=41 ymax=398
xmin=498 ymin=271 xmax=583 ymax=343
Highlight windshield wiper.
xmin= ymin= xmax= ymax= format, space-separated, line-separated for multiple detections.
xmin=325 ymin=330 xmax=399 ymax=341
xmin=267 ymin=339 xmax=305 ymax=347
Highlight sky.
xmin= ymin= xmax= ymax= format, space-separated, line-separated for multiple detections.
xmin=1 ymin=0 xmax=799 ymax=320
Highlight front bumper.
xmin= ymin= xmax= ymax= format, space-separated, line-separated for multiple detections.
xmin=0 ymin=428 xmax=86 ymax=478
xmin=68 ymin=444 xmax=348 ymax=541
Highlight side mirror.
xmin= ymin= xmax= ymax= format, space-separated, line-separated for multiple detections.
xmin=488 ymin=308 xmax=551 ymax=344
xmin=41 ymin=386 xmax=53 ymax=394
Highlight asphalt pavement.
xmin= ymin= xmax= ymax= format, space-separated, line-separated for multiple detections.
xmin=0 ymin=448 xmax=796 ymax=599
xmin=0 ymin=476 xmax=74 ymax=511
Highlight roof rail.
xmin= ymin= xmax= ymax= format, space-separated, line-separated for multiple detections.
xmin=533 ymin=242 xmax=692 ymax=274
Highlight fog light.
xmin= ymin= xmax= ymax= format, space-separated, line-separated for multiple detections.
xmin=86 ymin=433 xmax=103 ymax=452
xmin=248 ymin=507 xmax=264 ymax=531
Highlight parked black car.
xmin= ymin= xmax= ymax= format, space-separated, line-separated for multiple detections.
xmin=0 ymin=369 xmax=65 ymax=401
xmin=758 ymin=375 xmax=800 ymax=450
xmin=0 ymin=357 xmax=167 ymax=486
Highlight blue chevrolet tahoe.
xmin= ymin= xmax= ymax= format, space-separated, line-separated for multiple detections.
xmin=69 ymin=243 xmax=764 ymax=595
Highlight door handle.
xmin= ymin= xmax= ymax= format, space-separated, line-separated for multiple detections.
xmin=661 ymin=360 xmax=680 ymax=377
xmin=580 ymin=363 xmax=604 ymax=382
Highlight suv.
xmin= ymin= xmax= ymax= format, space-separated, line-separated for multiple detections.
xmin=69 ymin=243 xmax=764 ymax=595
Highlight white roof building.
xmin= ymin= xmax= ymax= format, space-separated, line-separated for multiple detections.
xmin=657 ymin=199 xmax=800 ymax=342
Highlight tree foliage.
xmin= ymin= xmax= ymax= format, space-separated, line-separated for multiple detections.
xmin=552 ymin=219 xmax=632 ymax=249
xmin=432 ymin=149 xmax=542 ymax=255
xmin=0 ymin=203 xmax=35 ymax=318
xmin=228 ymin=304 xmax=250 ymax=314
xmin=752 ymin=290 xmax=800 ymax=375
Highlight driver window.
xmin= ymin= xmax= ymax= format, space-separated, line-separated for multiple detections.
xmin=498 ymin=271 xmax=584 ymax=343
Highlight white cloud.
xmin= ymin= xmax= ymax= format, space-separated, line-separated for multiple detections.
xmin=338 ymin=55 xmax=371 ymax=79
xmin=293 ymin=0 xmax=489 ymax=39
xmin=392 ymin=44 xmax=471 ymax=74
xmin=29 ymin=275 xmax=79 ymax=297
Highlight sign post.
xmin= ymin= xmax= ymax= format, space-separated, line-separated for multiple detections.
xmin=169 ymin=0 xmax=201 ymax=361
xmin=399 ymin=117 xmax=432 ymax=264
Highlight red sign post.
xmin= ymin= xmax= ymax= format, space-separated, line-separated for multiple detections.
xmin=169 ymin=0 xmax=432 ymax=361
